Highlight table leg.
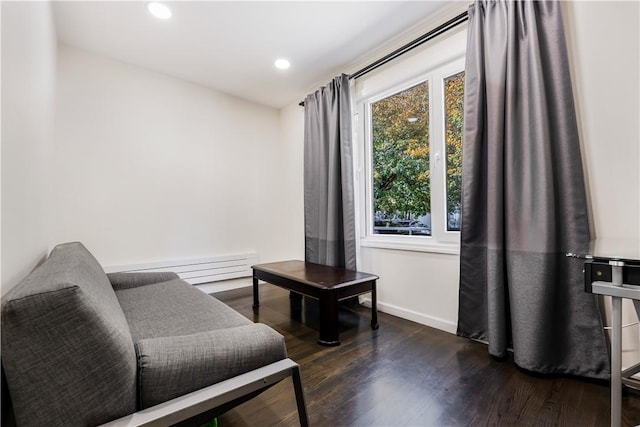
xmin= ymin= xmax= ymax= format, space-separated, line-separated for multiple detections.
xmin=289 ymin=291 xmax=302 ymax=321
xmin=611 ymin=261 xmax=624 ymax=427
xmin=318 ymin=292 xmax=340 ymax=346
xmin=371 ymin=280 xmax=379 ymax=330
xmin=252 ymin=276 xmax=260 ymax=309
xmin=612 ymin=295 xmax=622 ymax=427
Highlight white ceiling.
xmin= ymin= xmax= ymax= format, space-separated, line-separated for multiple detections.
xmin=53 ymin=1 xmax=451 ymax=109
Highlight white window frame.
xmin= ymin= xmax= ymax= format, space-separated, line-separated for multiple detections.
xmin=355 ymin=55 xmax=465 ymax=255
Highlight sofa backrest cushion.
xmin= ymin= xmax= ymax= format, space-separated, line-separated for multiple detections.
xmin=115 ymin=278 xmax=253 ymax=342
xmin=1 ymin=242 xmax=137 ymax=427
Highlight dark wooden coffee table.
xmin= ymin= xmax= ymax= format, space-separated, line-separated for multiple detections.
xmin=252 ymin=260 xmax=379 ymax=346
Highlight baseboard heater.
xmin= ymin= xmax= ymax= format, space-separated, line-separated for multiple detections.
xmin=104 ymin=252 xmax=258 ymax=285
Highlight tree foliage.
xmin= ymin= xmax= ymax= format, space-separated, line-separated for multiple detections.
xmin=445 ymin=72 xmax=464 ymax=217
xmin=372 ymin=81 xmax=430 ymax=218
xmin=371 ymin=72 xmax=464 ymax=227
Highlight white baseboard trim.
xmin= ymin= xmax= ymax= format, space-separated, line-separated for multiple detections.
xmin=105 ymin=252 xmax=257 ymax=285
xmin=360 ymin=297 xmax=457 ymax=334
xmin=195 ymin=277 xmax=252 ymax=294
xmin=196 ymin=281 xmax=458 ymax=335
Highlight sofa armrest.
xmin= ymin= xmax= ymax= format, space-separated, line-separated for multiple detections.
xmin=107 ymin=272 xmax=180 ymax=290
xmin=135 ymin=323 xmax=287 ymax=408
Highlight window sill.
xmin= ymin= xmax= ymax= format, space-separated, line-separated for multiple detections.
xmin=360 ymin=237 xmax=460 ymax=255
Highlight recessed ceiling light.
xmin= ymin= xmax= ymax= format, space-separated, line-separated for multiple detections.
xmin=274 ymin=59 xmax=291 ymax=70
xmin=148 ymin=2 xmax=172 ymax=20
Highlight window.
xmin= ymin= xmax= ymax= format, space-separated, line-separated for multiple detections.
xmin=444 ymin=71 xmax=464 ymax=232
xmin=356 ymin=51 xmax=466 ymax=253
xmin=371 ymin=81 xmax=431 ymax=237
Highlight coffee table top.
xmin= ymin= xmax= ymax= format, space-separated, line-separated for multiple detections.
xmin=252 ymin=260 xmax=378 ymax=290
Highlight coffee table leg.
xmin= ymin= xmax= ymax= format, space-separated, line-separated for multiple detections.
xmin=252 ymin=276 xmax=260 ymax=309
xmin=371 ymin=280 xmax=379 ymax=330
xmin=289 ymin=291 xmax=302 ymax=321
xmin=318 ymin=292 xmax=340 ymax=346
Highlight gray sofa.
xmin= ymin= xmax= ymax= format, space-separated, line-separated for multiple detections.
xmin=1 ymin=242 xmax=308 ymax=426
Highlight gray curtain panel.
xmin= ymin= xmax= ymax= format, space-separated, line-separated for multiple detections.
xmin=457 ymin=0 xmax=609 ymax=379
xmin=303 ymin=74 xmax=357 ymax=270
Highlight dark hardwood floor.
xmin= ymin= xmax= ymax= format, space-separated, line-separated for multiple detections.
xmin=213 ymin=284 xmax=640 ymax=426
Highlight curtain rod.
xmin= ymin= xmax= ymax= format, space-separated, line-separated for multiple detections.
xmin=298 ymin=10 xmax=469 ymax=107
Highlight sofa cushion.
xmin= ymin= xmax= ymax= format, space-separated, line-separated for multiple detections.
xmin=107 ymin=271 xmax=180 ymax=290
xmin=116 ymin=279 xmax=253 ymax=342
xmin=1 ymin=242 xmax=137 ymax=427
xmin=117 ymin=279 xmax=288 ymax=408
xmin=136 ymin=324 xmax=287 ymax=408
xmin=5 ymin=242 xmax=131 ymax=335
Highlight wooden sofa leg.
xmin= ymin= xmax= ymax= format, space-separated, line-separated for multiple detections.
xmin=292 ymin=365 xmax=309 ymax=427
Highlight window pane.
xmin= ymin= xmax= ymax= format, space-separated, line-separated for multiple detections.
xmin=371 ymin=81 xmax=431 ymax=236
xmin=444 ymin=72 xmax=464 ymax=231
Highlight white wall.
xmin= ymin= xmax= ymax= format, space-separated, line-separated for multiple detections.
xmin=281 ymin=1 xmax=640 ymax=337
xmin=1 ymin=2 xmax=57 ymax=295
xmin=353 ymin=26 xmax=467 ymax=334
xmin=364 ymin=1 xmax=640 ymax=333
xmin=278 ymin=103 xmax=306 ymax=259
xmin=563 ymin=1 xmax=640 ymax=258
xmin=563 ymin=0 xmax=640 ymax=368
xmin=3 ymin=1 xmax=637 ymax=337
xmin=53 ymin=44 xmax=303 ymax=269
